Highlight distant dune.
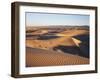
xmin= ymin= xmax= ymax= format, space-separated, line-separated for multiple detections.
xmin=57 ymin=29 xmax=89 ymax=37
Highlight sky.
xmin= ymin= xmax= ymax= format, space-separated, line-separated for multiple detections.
xmin=26 ymin=12 xmax=89 ymax=27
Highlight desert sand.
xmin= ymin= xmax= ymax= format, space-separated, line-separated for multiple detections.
xmin=26 ymin=47 xmax=89 ymax=67
xmin=26 ymin=26 xmax=89 ymax=67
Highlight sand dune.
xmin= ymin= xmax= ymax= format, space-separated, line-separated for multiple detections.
xmin=26 ymin=47 xmax=89 ymax=67
xmin=26 ymin=27 xmax=89 ymax=67
xmin=26 ymin=36 xmax=77 ymax=49
xmin=58 ymin=30 xmax=89 ymax=37
xmin=26 ymin=29 xmax=88 ymax=49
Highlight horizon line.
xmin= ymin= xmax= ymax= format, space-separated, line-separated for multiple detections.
xmin=26 ymin=25 xmax=89 ymax=27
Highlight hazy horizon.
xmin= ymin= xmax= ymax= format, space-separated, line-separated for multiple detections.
xmin=26 ymin=12 xmax=90 ymax=27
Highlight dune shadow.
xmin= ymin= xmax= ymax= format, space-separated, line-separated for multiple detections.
xmin=79 ymin=43 xmax=89 ymax=58
xmin=72 ymin=34 xmax=89 ymax=58
xmin=26 ymin=35 xmax=39 ymax=39
xmin=37 ymin=35 xmax=60 ymax=40
xmin=73 ymin=34 xmax=89 ymax=44
xmin=53 ymin=45 xmax=81 ymax=55
xmin=53 ymin=45 xmax=89 ymax=58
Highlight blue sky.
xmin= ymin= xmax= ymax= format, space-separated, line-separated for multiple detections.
xmin=26 ymin=12 xmax=89 ymax=26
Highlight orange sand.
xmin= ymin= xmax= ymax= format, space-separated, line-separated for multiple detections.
xmin=26 ymin=47 xmax=89 ymax=67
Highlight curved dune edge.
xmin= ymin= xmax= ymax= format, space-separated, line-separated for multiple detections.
xmin=26 ymin=47 xmax=89 ymax=67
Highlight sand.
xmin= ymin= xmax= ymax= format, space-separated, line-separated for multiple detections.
xmin=26 ymin=27 xmax=89 ymax=67
xmin=26 ymin=47 xmax=89 ymax=67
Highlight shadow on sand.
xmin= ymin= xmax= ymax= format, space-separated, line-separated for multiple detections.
xmin=73 ymin=34 xmax=89 ymax=58
xmin=37 ymin=35 xmax=60 ymax=40
xmin=53 ymin=45 xmax=89 ymax=58
xmin=73 ymin=34 xmax=89 ymax=44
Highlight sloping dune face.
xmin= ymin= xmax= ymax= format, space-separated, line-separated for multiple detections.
xmin=26 ymin=26 xmax=89 ymax=67
xmin=26 ymin=36 xmax=76 ymax=49
xmin=26 ymin=47 xmax=89 ymax=67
